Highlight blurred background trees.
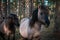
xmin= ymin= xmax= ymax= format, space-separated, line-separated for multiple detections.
xmin=0 ymin=0 xmax=60 ymax=40
xmin=0 ymin=0 xmax=56 ymax=19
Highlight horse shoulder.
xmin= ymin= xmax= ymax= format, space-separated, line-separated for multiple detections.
xmin=19 ymin=18 xmax=30 ymax=38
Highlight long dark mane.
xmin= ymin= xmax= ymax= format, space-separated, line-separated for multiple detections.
xmin=29 ymin=5 xmax=50 ymax=27
xmin=29 ymin=8 xmax=38 ymax=27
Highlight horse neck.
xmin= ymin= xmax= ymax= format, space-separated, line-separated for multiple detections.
xmin=4 ymin=19 xmax=15 ymax=31
xmin=34 ymin=22 xmax=41 ymax=27
xmin=31 ymin=22 xmax=41 ymax=30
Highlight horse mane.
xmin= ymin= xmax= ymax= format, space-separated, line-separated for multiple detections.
xmin=29 ymin=8 xmax=38 ymax=27
xmin=29 ymin=5 xmax=49 ymax=27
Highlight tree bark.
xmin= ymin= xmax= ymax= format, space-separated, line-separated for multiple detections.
xmin=2 ymin=0 xmax=7 ymax=18
xmin=29 ymin=0 xmax=33 ymax=17
xmin=0 ymin=0 xmax=2 ymax=16
xmin=7 ymin=0 xmax=10 ymax=14
xmin=25 ymin=0 xmax=29 ymax=17
xmin=19 ymin=0 xmax=25 ymax=19
xmin=53 ymin=1 xmax=60 ymax=40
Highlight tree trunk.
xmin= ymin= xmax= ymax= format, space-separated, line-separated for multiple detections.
xmin=53 ymin=1 xmax=60 ymax=40
xmin=25 ymin=0 xmax=33 ymax=17
xmin=0 ymin=0 xmax=2 ymax=16
xmin=29 ymin=0 xmax=33 ymax=17
xmin=7 ymin=0 xmax=10 ymax=14
xmin=19 ymin=0 xmax=25 ymax=19
xmin=2 ymin=0 xmax=7 ymax=18
xmin=25 ymin=0 xmax=29 ymax=17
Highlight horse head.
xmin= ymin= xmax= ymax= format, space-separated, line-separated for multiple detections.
xmin=30 ymin=5 xmax=50 ymax=27
xmin=7 ymin=14 xmax=20 ymax=27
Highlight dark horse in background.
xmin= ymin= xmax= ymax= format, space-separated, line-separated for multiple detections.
xmin=19 ymin=5 xmax=50 ymax=40
xmin=0 ymin=13 xmax=19 ymax=40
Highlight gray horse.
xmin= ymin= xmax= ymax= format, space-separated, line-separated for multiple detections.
xmin=19 ymin=5 xmax=50 ymax=40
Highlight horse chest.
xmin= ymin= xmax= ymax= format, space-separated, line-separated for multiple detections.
xmin=20 ymin=18 xmax=41 ymax=39
xmin=31 ymin=22 xmax=41 ymax=38
xmin=0 ymin=23 xmax=11 ymax=36
xmin=33 ymin=22 xmax=41 ymax=30
xmin=3 ymin=24 xmax=11 ymax=35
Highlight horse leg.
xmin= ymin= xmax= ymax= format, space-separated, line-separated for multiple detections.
xmin=7 ymin=34 xmax=15 ymax=40
xmin=12 ymin=34 xmax=15 ymax=40
xmin=12 ymin=30 xmax=15 ymax=40
xmin=8 ymin=36 xmax=10 ymax=40
xmin=21 ymin=37 xmax=28 ymax=40
xmin=0 ymin=32 xmax=6 ymax=40
xmin=20 ymin=35 xmax=28 ymax=40
xmin=32 ymin=36 xmax=41 ymax=40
